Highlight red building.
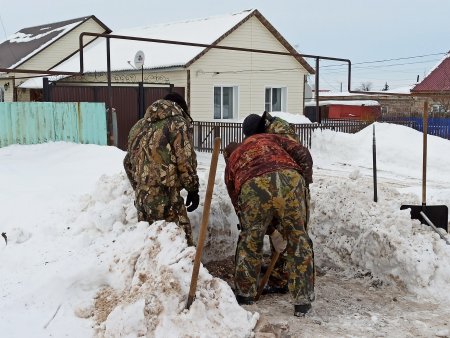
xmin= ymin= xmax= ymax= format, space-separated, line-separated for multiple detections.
xmin=305 ymin=100 xmax=381 ymax=121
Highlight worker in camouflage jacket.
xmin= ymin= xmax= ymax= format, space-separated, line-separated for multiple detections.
xmin=224 ymin=117 xmax=315 ymax=316
xmin=123 ymin=92 xmax=200 ymax=246
xmin=240 ymin=112 xmax=312 ymax=296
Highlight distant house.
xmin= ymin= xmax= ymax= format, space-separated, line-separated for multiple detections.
xmin=313 ymin=86 xmax=426 ymax=117
xmin=305 ymin=99 xmax=381 ymax=121
xmin=0 ymin=16 xmax=111 ymax=102
xmin=16 ymin=9 xmax=314 ymax=121
xmin=411 ymin=52 xmax=450 ymax=113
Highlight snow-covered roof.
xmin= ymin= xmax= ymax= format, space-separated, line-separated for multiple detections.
xmin=305 ymin=99 xmax=380 ymax=106
xmin=19 ymin=9 xmax=314 ymax=88
xmin=0 ymin=16 xmax=110 ymax=69
xmin=316 ymin=86 xmax=413 ymax=97
xmin=18 ymin=77 xmax=44 ymax=89
xmin=53 ymin=10 xmax=255 ymax=73
xmin=52 ymin=9 xmax=314 ymax=75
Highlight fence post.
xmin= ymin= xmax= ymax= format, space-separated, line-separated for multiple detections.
xmin=138 ymin=82 xmax=144 ymax=119
xmin=43 ymin=77 xmax=50 ymax=102
xmin=214 ymin=126 xmax=220 ymax=139
xmin=197 ymin=123 xmax=202 ymax=151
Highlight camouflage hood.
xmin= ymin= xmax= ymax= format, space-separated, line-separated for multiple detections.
xmin=264 ymin=112 xmax=296 ymax=139
xmin=144 ymin=99 xmax=188 ymax=123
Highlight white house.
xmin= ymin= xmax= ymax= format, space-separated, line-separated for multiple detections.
xmin=0 ymin=16 xmax=111 ymax=102
xmin=16 ymin=9 xmax=314 ymax=121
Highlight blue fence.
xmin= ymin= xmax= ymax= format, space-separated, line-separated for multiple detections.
xmin=408 ymin=117 xmax=450 ymax=139
xmin=381 ymin=115 xmax=450 ymax=140
xmin=0 ymin=102 xmax=107 ymax=148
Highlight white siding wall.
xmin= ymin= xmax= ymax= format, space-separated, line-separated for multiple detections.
xmin=17 ymin=18 xmax=106 ymax=72
xmin=188 ymin=16 xmax=309 ymax=121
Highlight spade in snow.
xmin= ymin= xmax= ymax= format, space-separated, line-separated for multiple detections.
xmin=400 ymin=100 xmax=448 ymax=240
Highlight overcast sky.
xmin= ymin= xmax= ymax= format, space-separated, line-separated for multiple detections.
xmin=1 ymin=0 xmax=449 ymax=91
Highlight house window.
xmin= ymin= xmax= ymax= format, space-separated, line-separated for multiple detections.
xmin=214 ymin=86 xmax=238 ymax=119
xmin=381 ymin=106 xmax=389 ymax=114
xmin=265 ymin=87 xmax=287 ymax=112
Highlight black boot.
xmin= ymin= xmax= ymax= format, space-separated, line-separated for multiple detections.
xmin=261 ymin=284 xmax=289 ymax=295
xmin=235 ymin=294 xmax=254 ymax=305
xmin=294 ymin=304 xmax=311 ymax=317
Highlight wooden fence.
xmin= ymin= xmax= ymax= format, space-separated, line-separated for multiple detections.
xmin=0 ymin=102 xmax=107 ymax=148
xmin=192 ymin=119 xmax=421 ymax=152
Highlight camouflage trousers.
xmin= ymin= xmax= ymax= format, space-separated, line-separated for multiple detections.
xmin=268 ymin=186 xmax=311 ymax=289
xmin=235 ymin=169 xmax=315 ymax=305
xmin=135 ymin=185 xmax=193 ymax=246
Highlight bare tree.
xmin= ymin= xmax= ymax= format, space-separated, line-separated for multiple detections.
xmin=357 ymin=82 xmax=373 ymax=91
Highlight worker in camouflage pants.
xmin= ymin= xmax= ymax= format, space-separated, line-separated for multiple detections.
xmin=242 ymin=112 xmax=312 ymax=294
xmin=224 ymin=128 xmax=315 ymax=316
xmin=236 ymin=170 xmax=314 ymax=305
xmin=124 ymin=92 xmax=200 ymax=246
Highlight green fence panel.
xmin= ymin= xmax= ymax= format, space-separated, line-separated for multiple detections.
xmin=0 ymin=102 xmax=107 ymax=147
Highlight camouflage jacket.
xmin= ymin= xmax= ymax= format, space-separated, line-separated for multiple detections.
xmin=225 ymin=133 xmax=313 ymax=208
xmin=264 ymin=113 xmax=298 ymax=142
xmin=123 ymin=99 xmax=199 ymax=194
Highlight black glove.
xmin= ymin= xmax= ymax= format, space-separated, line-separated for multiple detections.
xmin=185 ymin=190 xmax=200 ymax=212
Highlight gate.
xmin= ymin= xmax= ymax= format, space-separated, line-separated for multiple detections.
xmin=47 ymin=84 xmax=185 ymax=150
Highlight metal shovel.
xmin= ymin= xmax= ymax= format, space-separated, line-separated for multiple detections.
xmin=400 ymin=100 xmax=448 ymax=234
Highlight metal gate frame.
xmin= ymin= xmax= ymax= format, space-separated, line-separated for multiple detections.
xmin=45 ymin=82 xmax=184 ymax=150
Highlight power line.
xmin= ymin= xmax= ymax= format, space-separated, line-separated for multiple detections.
xmin=0 ymin=11 xmax=17 ymax=61
xmin=320 ymin=58 xmax=442 ymax=74
xmin=0 ymin=12 xmax=10 ymax=42
xmin=318 ymin=52 xmax=447 ymax=68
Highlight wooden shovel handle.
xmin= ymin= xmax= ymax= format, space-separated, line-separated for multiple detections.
xmin=255 ymin=251 xmax=280 ymax=301
xmin=186 ymin=137 xmax=221 ymax=309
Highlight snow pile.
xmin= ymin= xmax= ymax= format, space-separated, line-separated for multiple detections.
xmin=0 ymin=144 xmax=255 ymax=338
xmin=68 ymin=174 xmax=258 ymax=337
xmin=309 ymin=174 xmax=450 ymax=300
xmin=309 ymin=122 xmax=450 ymax=301
xmin=312 ymin=122 xmax=450 ymax=182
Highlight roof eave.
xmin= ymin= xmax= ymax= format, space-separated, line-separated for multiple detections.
xmin=13 ymin=16 xmax=110 ymax=71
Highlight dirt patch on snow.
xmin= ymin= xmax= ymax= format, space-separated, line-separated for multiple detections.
xmin=205 ymin=257 xmax=450 ymax=338
xmin=94 ymin=287 xmax=120 ymax=324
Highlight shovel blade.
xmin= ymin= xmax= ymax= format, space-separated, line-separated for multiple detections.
xmin=400 ymin=205 xmax=448 ymax=232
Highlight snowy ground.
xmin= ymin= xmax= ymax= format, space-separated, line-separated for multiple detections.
xmin=0 ymin=122 xmax=449 ymax=337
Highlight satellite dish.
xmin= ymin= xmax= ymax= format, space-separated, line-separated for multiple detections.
xmin=134 ymin=50 xmax=145 ymax=69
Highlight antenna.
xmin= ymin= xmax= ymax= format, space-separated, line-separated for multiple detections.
xmin=127 ymin=61 xmax=137 ymax=70
xmin=134 ymin=50 xmax=145 ymax=69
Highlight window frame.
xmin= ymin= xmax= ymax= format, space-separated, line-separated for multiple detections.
xmin=213 ymin=85 xmax=239 ymax=120
xmin=264 ymin=86 xmax=287 ymax=112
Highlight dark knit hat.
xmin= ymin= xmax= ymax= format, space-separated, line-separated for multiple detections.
xmin=242 ymin=114 xmax=265 ymax=137
xmin=164 ymin=92 xmax=188 ymax=114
